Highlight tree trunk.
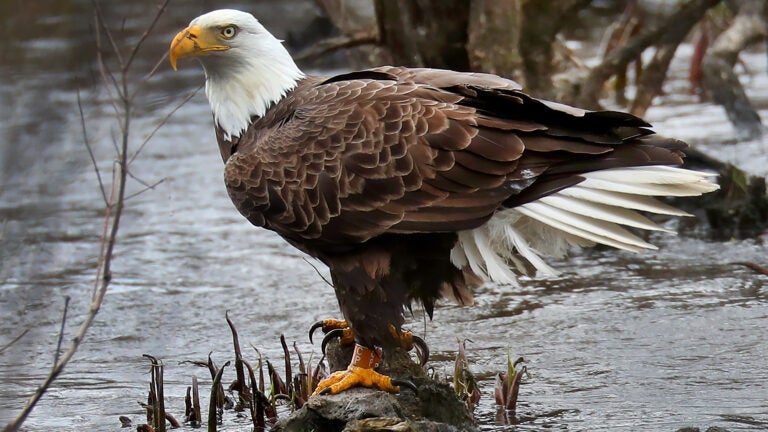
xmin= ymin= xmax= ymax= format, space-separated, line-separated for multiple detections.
xmin=374 ymin=0 xmax=471 ymax=70
xmin=518 ymin=0 xmax=592 ymax=99
xmin=701 ymin=0 xmax=767 ymax=139
xmin=467 ymin=0 xmax=523 ymax=82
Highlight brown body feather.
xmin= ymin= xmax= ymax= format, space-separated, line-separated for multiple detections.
xmin=217 ymin=66 xmax=685 ymax=348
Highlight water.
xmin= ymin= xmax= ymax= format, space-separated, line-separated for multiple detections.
xmin=1 ymin=2 xmax=767 ymax=431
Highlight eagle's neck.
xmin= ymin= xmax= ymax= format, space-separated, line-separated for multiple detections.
xmin=203 ymin=46 xmax=304 ymax=141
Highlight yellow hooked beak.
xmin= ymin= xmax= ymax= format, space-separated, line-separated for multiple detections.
xmin=169 ymin=25 xmax=229 ymax=70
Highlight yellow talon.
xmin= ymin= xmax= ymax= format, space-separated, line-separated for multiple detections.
xmin=312 ymin=344 xmax=416 ymax=395
xmin=312 ymin=365 xmax=400 ymax=395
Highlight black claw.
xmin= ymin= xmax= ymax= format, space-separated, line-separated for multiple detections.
xmin=321 ymin=328 xmax=345 ymax=355
xmin=319 ymin=387 xmax=332 ymax=396
xmin=411 ymin=335 xmax=430 ymax=367
xmin=392 ymin=379 xmax=418 ymax=393
xmin=309 ymin=320 xmax=325 ymax=344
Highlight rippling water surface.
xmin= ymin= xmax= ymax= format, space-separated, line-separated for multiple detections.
xmin=1 ymin=2 xmax=767 ymax=431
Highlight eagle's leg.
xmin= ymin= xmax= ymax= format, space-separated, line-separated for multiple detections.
xmin=312 ymin=344 xmax=416 ymax=395
xmin=309 ymin=319 xmax=429 ymax=366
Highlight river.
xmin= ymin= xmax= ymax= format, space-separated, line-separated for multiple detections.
xmin=0 ymin=1 xmax=766 ymax=431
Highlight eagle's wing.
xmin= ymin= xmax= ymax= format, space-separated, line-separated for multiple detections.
xmin=224 ymin=68 xmax=689 ymax=248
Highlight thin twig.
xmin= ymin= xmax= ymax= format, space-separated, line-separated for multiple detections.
xmin=294 ymin=31 xmax=378 ymax=61
xmin=124 ymin=178 xmax=166 ymax=201
xmin=52 ymin=297 xmax=71 ymax=371
xmin=92 ymin=161 xmax=116 ymax=299
xmin=77 ymin=89 xmax=108 ymax=205
xmin=143 ymin=51 xmax=171 ymax=82
xmin=129 ymin=83 xmax=203 ymax=165
xmin=122 ymin=0 xmax=171 ymax=74
xmin=93 ymin=9 xmax=122 ymax=121
xmin=127 ymin=169 xmax=162 ymax=190
xmin=0 ymin=329 xmax=30 ymax=355
xmin=92 ymin=1 xmax=125 ymax=75
xmin=302 ymin=258 xmax=333 ymax=288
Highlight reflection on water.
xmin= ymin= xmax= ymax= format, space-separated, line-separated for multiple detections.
xmin=1 ymin=1 xmax=767 ymax=431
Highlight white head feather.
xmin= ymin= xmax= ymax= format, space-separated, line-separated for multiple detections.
xmin=189 ymin=10 xmax=305 ymax=140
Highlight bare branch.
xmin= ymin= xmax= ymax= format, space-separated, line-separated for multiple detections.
xmin=732 ymin=261 xmax=768 ymax=277
xmin=1 ymin=2 xmax=171 ymax=430
xmin=630 ymin=41 xmax=678 ymax=117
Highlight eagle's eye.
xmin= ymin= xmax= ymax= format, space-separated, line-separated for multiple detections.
xmin=220 ymin=25 xmax=238 ymax=39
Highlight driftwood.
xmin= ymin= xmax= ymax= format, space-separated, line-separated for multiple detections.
xmin=570 ymin=0 xmax=722 ymax=108
xmin=701 ymin=0 xmax=767 ymax=139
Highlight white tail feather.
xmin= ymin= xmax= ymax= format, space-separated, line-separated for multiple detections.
xmin=472 ymin=230 xmax=519 ymax=285
xmin=539 ymin=195 xmax=672 ymax=233
xmin=517 ymin=203 xmax=655 ymax=252
xmin=450 ymin=165 xmax=719 ymax=285
xmin=503 ymin=224 xmax=559 ymax=276
xmin=558 ymin=187 xmax=690 ymax=216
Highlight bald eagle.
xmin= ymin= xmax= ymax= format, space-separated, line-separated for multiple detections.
xmin=170 ymin=9 xmax=718 ymax=395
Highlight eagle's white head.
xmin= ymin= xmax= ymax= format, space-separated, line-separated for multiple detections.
xmin=170 ymin=9 xmax=305 ymax=140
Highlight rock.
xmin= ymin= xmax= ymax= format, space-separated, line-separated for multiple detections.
xmin=344 ymin=417 xmax=468 ymax=432
xmin=273 ymin=378 xmax=477 ymax=432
